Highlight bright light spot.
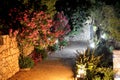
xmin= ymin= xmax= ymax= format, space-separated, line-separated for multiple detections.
xmin=93 ymin=26 xmax=97 ymax=31
xmin=76 ymin=64 xmax=86 ymax=78
xmin=90 ymin=42 xmax=95 ymax=48
xmin=78 ymin=69 xmax=85 ymax=75
xmin=55 ymin=39 xmax=58 ymax=43
xmin=85 ymin=17 xmax=92 ymax=24
xmin=101 ymin=33 xmax=106 ymax=39
xmin=48 ymin=38 xmax=51 ymax=40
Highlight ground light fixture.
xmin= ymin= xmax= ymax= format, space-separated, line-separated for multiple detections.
xmin=75 ymin=64 xmax=86 ymax=80
xmin=89 ymin=42 xmax=95 ymax=48
xmin=55 ymin=39 xmax=58 ymax=43
xmin=101 ymin=33 xmax=107 ymax=39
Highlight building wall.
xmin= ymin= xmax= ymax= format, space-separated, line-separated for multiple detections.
xmin=0 ymin=35 xmax=20 ymax=80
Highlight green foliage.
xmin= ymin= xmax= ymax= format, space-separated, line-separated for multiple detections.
xmin=75 ymin=49 xmax=101 ymax=79
xmin=35 ymin=48 xmax=48 ymax=59
xmin=75 ymin=48 xmax=114 ymax=80
xmin=0 ymin=0 xmax=57 ymax=32
xmin=59 ymin=40 xmax=68 ymax=46
xmin=95 ymin=39 xmax=113 ymax=67
xmin=91 ymin=5 xmax=120 ymax=41
xmin=76 ymin=49 xmax=101 ymax=67
xmin=52 ymin=43 xmax=59 ymax=51
xmin=109 ymin=18 xmax=120 ymax=41
xmin=68 ymin=30 xmax=80 ymax=36
xmin=71 ymin=7 xmax=89 ymax=31
xmin=86 ymin=67 xmax=114 ymax=80
xmin=41 ymin=0 xmax=57 ymax=18
xmin=55 ymin=0 xmax=90 ymax=36
xmin=95 ymin=67 xmax=114 ymax=80
xmin=52 ymin=11 xmax=71 ymax=37
xmin=47 ymin=43 xmax=59 ymax=52
xmin=19 ymin=54 xmax=34 ymax=69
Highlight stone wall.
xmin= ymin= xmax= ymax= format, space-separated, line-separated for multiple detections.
xmin=113 ymin=50 xmax=120 ymax=80
xmin=0 ymin=35 xmax=20 ymax=80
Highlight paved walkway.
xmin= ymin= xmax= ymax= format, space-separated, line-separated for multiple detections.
xmin=8 ymin=59 xmax=75 ymax=80
xmin=48 ymin=41 xmax=88 ymax=58
xmin=8 ymin=41 xmax=88 ymax=80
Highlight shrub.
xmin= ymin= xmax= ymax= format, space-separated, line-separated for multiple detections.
xmin=47 ymin=43 xmax=60 ymax=53
xmin=75 ymin=48 xmax=114 ymax=80
xmin=19 ymin=54 xmax=34 ymax=69
xmin=59 ymin=40 xmax=68 ymax=46
xmin=35 ymin=48 xmax=48 ymax=59
xmin=52 ymin=11 xmax=71 ymax=38
xmin=95 ymin=39 xmax=113 ymax=67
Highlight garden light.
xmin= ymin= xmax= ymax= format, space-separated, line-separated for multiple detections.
xmin=101 ymin=33 xmax=106 ymax=39
xmin=90 ymin=42 xmax=95 ymax=48
xmin=76 ymin=64 xmax=86 ymax=79
xmin=55 ymin=39 xmax=58 ymax=43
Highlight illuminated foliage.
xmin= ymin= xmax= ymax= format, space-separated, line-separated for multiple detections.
xmin=18 ymin=10 xmax=55 ymax=49
xmin=0 ymin=0 xmax=57 ymax=33
xmin=51 ymin=11 xmax=71 ymax=38
xmin=91 ymin=5 xmax=120 ymax=41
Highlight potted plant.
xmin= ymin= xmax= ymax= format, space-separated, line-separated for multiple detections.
xmin=19 ymin=54 xmax=34 ymax=71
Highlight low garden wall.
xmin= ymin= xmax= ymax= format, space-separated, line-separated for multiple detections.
xmin=0 ymin=35 xmax=20 ymax=80
xmin=113 ymin=50 xmax=120 ymax=80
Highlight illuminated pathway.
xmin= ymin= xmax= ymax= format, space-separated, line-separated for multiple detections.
xmin=48 ymin=41 xmax=88 ymax=59
xmin=8 ymin=41 xmax=88 ymax=80
xmin=8 ymin=59 xmax=75 ymax=80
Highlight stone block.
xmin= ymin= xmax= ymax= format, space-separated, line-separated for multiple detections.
xmin=6 ymin=35 xmax=11 ymax=45
xmin=1 ymin=67 xmax=7 ymax=74
xmin=11 ymin=37 xmax=16 ymax=42
xmin=14 ymin=48 xmax=20 ymax=54
xmin=0 ymin=75 xmax=2 ymax=80
xmin=10 ymin=48 xmax=19 ymax=55
xmin=6 ymin=56 xmax=12 ymax=63
xmin=0 ymin=35 xmax=20 ymax=80
xmin=0 ymin=49 xmax=10 ymax=58
xmin=7 ymin=66 xmax=12 ymax=73
xmin=113 ymin=58 xmax=120 ymax=68
xmin=113 ymin=50 xmax=120 ymax=68
xmin=7 ymin=73 xmax=12 ymax=79
xmin=13 ymin=42 xmax=18 ymax=48
xmin=2 ymin=35 xmax=10 ymax=45
xmin=10 ymin=41 xmax=18 ymax=48
xmin=0 ymin=53 xmax=2 ymax=60
xmin=10 ymin=48 xmax=14 ymax=55
xmin=0 ymin=45 xmax=7 ymax=53
xmin=16 ymin=67 xmax=20 ymax=71
xmin=113 ymin=50 xmax=120 ymax=80
xmin=0 ymin=58 xmax=6 ymax=66
xmin=0 ymin=36 xmax=3 ymax=45
xmin=12 ymin=54 xmax=19 ymax=60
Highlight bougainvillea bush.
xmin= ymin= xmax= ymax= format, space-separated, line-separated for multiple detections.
xmin=17 ymin=10 xmax=58 ymax=51
xmin=52 ymin=11 xmax=71 ymax=40
xmin=8 ymin=9 xmax=71 ymax=58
